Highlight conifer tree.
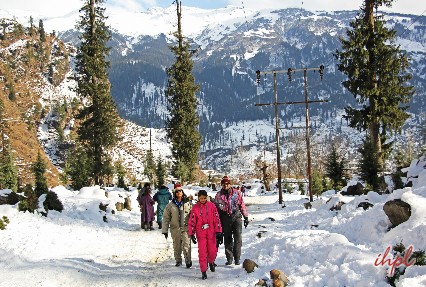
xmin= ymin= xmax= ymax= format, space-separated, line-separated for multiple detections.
xmin=74 ymin=0 xmax=120 ymax=185
xmin=155 ymin=157 xmax=166 ymax=188
xmin=324 ymin=145 xmax=347 ymax=191
xmin=311 ymin=169 xmax=324 ymax=196
xmin=114 ymin=159 xmax=127 ymax=189
xmin=165 ymin=1 xmax=201 ymax=182
xmin=66 ymin=145 xmax=91 ymax=190
xmin=0 ymin=143 xmax=18 ymax=192
xmin=0 ymin=101 xmax=18 ymax=192
xmin=38 ymin=19 xmax=45 ymax=42
xmin=358 ymin=136 xmax=382 ymax=191
xmin=32 ymin=150 xmax=48 ymax=197
xmin=335 ymin=0 xmax=414 ymax=171
xmin=144 ymin=148 xmax=156 ymax=185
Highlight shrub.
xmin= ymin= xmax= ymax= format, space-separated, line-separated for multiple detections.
xmin=18 ymin=184 xmax=38 ymax=213
xmin=0 ymin=216 xmax=9 ymax=230
xmin=43 ymin=191 xmax=63 ymax=213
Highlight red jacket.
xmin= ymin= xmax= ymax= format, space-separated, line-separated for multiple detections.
xmin=188 ymin=201 xmax=222 ymax=236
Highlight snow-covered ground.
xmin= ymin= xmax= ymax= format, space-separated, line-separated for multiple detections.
xmin=0 ymin=157 xmax=425 ymax=287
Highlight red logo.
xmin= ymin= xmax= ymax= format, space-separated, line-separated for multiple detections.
xmin=374 ymin=245 xmax=416 ymax=276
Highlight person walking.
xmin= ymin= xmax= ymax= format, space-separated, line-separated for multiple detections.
xmin=136 ymin=182 xmax=155 ymax=231
xmin=153 ymin=185 xmax=172 ymax=229
xmin=188 ymin=190 xmax=223 ymax=280
xmin=162 ymin=183 xmax=193 ymax=267
xmin=214 ymin=176 xmax=249 ymax=265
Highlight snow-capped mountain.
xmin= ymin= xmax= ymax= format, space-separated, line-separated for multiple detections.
xmin=1 ymin=4 xmax=425 ymax=180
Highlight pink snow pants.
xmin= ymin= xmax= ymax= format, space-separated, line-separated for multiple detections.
xmin=196 ymin=228 xmax=218 ymax=272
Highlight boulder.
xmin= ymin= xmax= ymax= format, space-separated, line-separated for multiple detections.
xmin=124 ymin=196 xmax=132 ymax=211
xmin=383 ymin=199 xmax=411 ymax=227
xmin=358 ymin=201 xmax=374 ymax=210
xmin=242 ymin=259 xmax=258 ymax=273
xmin=330 ymin=201 xmax=345 ymax=211
xmin=270 ymin=269 xmax=289 ymax=287
xmin=115 ymin=202 xmax=124 ymax=211
xmin=342 ymin=182 xmax=364 ymax=196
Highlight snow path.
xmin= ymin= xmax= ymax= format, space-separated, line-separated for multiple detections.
xmin=0 ymin=194 xmax=278 ymax=287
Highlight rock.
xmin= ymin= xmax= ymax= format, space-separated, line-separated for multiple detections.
xmin=124 ymin=196 xmax=132 ymax=211
xmin=115 ymin=202 xmax=124 ymax=211
xmin=358 ymin=201 xmax=374 ymax=210
xmin=255 ymin=279 xmax=267 ymax=286
xmin=99 ymin=202 xmax=108 ymax=212
xmin=342 ymin=182 xmax=364 ymax=196
xmin=242 ymin=259 xmax=258 ymax=273
xmin=270 ymin=269 xmax=289 ymax=287
xmin=383 ymin=199 xmax=411 ymax=227
xmin=330 ymin=201 xmax=345 ymax=211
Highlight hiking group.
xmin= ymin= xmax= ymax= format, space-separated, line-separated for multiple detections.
xmin=136 ymin=176 xmax=249 ymax=280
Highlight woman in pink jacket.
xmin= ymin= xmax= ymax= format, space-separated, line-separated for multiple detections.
xmin=188 ymin=190 xmax=223 ymax=280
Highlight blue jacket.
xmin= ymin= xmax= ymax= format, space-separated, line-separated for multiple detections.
xmin=153 ymin=188 xmax=172 ymax=222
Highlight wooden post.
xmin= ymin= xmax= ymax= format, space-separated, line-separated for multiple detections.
xmin=273 ymin=71 xmax=283 ymax=204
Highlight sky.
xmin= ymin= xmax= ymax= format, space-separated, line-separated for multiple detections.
xmin=0 ymin=0 xmax=425 ymax=17
xmin=0 ymin=157 xmax=425 ymax=286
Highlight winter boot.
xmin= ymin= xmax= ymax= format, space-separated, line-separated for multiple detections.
xmin=186 ymin=261 xmax=192 ymax=268
xmin=201 ymin=272 xmax=207 ymax=280
xmin=149 ymin=222 xmax=154 ymax=231
xmin=144 ymin=222 xmax=149 ymax=231
xmin=235 ymin=259 xmax=240 ymax=265
xmin=209 ymin=262 xmax=216 ymax=272
xmin=158 ymin=222 xmax=162 ymax=229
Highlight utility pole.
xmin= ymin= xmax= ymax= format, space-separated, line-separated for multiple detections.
xmin=255 ymin=65 xmax=327 ymax=203
xmin=256 ymin=70 xmax=283 ymax=204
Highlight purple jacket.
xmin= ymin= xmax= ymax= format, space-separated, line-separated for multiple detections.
xmin=214 ymin=188 xmax=248 ymax=217
xmin=138 ymin=193 xmax=155 ymax=222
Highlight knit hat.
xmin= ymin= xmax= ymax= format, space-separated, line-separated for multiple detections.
xmin=174 ymin=183 xmax=183 ymax=191
xmin=221 ymin=176 xmax=231 ymax=185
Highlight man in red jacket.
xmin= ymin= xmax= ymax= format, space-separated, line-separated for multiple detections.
xmin=214 ymin=176 xmax=249 ymax=265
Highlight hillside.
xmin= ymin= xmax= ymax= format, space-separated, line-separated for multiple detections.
xmin=0 ymin=19 xmax=174 ymax=187
xmin=0 ymin=18 xmax=72 ymax=186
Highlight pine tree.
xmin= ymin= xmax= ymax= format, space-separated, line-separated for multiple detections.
xmin=358 ymin=136 xmax=382 ymax=191
xmin=32 ymin=150 xmax=48 ymax=197
xmin=324 ymin=145 xmax=347 ymax=191
xmin=0 ymin=143 xmax=18 ymax=192
xmin=0 ymin=100 xmax=18 ymax=192
xmin=38 ymin=19 xmax=45 ymax=42
xmin=143 ymin=148 xmax=156 ymax=185
xmin=67 ymin=145 xmax=92 ymax=191
xmin=311 ymin=169 xmax=324 ymax=196
xmin=335 ymin=0 xmax=414 ymax=171
xmin=74 ymin=0 xmax=120 ymax=185
xmin=165 ymin=1 xmax=201 ymax=182
xmin=155 ymin=157 xmax=166 ymax=188
xmin=114 ymin=159 xmax=127 ymax=189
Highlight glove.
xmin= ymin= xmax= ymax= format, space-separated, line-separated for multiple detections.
xmin=244 ymin=216 xmax=249 ymax=228
xmin=163 ymin=233 xmax=168 ymax=239
xmin=191 ymin=235 xmax=197 ymax=244
xmin=216 ymin=233 xmax=223 ymax=247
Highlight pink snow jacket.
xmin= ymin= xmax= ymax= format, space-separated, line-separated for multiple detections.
xmin=214 ymin=187 xmax=248 ymax=218
xmin=188 ymin=201 xmax=222 ymax=237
